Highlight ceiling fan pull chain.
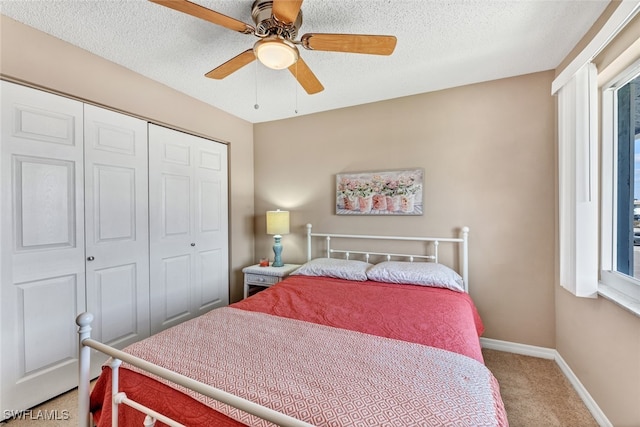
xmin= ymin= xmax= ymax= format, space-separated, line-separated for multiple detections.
xmin=294 ymin=61 xmax=298 ymax=114
xmin=254 ymin=60 xmax=260 ymax=110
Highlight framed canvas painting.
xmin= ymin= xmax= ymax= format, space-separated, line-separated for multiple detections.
xmin=336 ymin=169 xmax=423 ymax=215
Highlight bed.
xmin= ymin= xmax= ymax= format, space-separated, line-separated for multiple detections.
xmin=78 ymin=225 xmax=508 ymax=426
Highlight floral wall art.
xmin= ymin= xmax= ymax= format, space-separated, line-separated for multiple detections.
xmin=336 ymin=169 xmax=423 ymax=215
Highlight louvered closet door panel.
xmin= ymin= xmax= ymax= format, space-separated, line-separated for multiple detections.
xmin=84 ymin=104 xmax=150 ymax=374
xmin=148 ymin=124 xmax=228 ymax=334
xmin=0 ymin=81 xmax=85 ymax=415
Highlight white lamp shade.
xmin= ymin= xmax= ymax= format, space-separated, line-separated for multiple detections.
xmin=266 ymin=210 xmax=290 ymax=235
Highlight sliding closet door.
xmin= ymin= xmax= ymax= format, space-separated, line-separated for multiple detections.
xmin=0 ymin=81 xmax=85 ymax=414
xmin=84 ymin=104 xmax=150 ymax=372
xmin=148 ymin=124 xmax=228 ymax=334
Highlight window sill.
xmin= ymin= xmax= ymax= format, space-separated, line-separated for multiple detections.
xmin=598 ymin=282 xmax=640 ymax=318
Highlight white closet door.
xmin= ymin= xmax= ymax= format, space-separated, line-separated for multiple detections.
xmin=193 ymin=132 xmax=229 ymax=317
xmin=84 ymin=104 xmax=150 ymax=373
xmin=0 ymin=81 xmax=85 ymax=414
xmin=148 ymin=124 xmax=228 ymax=334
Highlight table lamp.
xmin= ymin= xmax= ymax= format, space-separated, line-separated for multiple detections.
xmin=266 ymin=210 xmax=290 ymax=267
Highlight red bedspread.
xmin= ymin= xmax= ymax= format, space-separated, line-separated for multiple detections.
xmin=234 ymin=275 xmax=485 ymax=362
xmin=91 ymin=276 xmax=504 ymax=426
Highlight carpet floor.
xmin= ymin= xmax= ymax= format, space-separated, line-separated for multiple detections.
xmin=482 ymin=349 xmax=598 ymax=427
xmin=1 ymin=349 xmax=598 ymax=427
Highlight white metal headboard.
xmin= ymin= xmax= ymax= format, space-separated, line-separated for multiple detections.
xmin=305 ymin=224 xmax=470 ymax=292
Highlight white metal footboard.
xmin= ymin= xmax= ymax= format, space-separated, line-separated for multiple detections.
xmin=77 ymin=313 xmax=312 ymax=427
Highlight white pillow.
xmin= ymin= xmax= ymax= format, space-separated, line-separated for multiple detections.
xmin=366 ymin=261 xmax=465 ymax=292
xmin=291 ymin=258 xmax=372 ymax=281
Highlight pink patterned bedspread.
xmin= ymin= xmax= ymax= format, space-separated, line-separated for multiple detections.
xmin=234 ymin=275 xmax=486 ymax=362
xmin=91 ymin=276 xmax=508 ymax=426
xmin=121 ymin=306 xmax=507 ymax=426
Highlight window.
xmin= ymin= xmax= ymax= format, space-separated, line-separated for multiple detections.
xmin=552 ymin=2 xmax=640 ymax=313
xmin=614 ymin=75 xmax=640 ymax=277
xmin=601 ymin=65 xmax=640 ymax=313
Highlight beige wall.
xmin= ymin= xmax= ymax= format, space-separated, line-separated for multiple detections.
xmin=254 ymin=71 xmax=557 ymax=347
xmin=0 ymin=15 xmax=255 ymax=301
xmin=555 ymin=288 xmax=640 ymax=426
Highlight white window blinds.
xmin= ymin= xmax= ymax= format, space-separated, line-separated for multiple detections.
xmin=558 ymin=63 xmax=599 ymax=297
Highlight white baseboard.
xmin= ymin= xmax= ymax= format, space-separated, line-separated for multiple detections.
xmin=480 ymin=337 xmax=556 ymax=359
xmin=480 ymin=338 xmax=612 ymax=427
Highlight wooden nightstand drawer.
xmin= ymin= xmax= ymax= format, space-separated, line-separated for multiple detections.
xmin=245 ymin=273 xmax=279 ymax=286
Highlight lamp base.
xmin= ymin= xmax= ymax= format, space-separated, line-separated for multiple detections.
xmin=272 ymin=235 xmax=284 ymax=267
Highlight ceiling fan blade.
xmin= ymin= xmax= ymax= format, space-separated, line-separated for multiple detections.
xmin=301 ymin=33 xmax=397 ymax=55
xmin=205 ymin=49 xmax=256 ymax=79
xmin=150 ymin=0 xmax=254 ymax=34
xmin=272 ymin=0 xmax=303 ymax=25
xmin=288 ymin=57 xmax=323 ymax=95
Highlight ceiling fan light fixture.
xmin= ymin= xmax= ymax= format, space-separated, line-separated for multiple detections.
xmin=254 ymin=37 xmax=299 ymax=70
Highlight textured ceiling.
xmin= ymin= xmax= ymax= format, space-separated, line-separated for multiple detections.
xmin=1 ymin=0 xmax=609 ymax=123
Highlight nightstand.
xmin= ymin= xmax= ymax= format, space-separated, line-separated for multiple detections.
xmin=242 ymin=263 xmax=301 ymax=299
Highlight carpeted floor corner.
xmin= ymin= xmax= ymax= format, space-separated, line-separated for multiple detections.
xmin=482 ymin=348 xmax=599 ymax=427
xmin=2 ymin=350 xmax=598 ymax=426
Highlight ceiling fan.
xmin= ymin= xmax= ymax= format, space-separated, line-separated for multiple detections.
xmin=149 ymin=0 xmax=397 ymax=94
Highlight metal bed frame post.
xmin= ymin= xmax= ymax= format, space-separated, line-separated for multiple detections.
xmin=77 ymin=312 xmax=93 ymax=427
xmin=460 ymin=226 xmax=469 ymax=291
xmin=433 ymin=240 xmax=439 ymax=263
xmin=305 ymin=224 xmax=312 ymax=261
xmin=110 ymin=359 xmax=122 ymax=427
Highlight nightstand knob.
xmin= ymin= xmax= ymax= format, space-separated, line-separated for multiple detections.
xmin=190 ymin=243 xmax=196 ymax=247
